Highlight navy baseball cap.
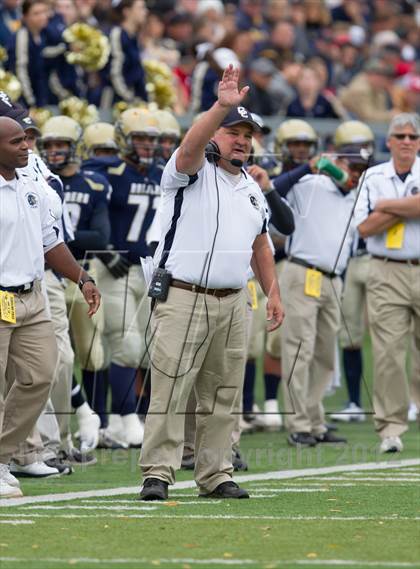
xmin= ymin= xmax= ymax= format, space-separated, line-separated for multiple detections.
xmin=0 ymin=92 xmax=41 ymax=134
xmin=220 ymin=106 xmax=262 ymax=132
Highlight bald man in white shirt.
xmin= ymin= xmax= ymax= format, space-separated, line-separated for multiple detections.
xmin=0 ymin=117 xmax=101 ymax=498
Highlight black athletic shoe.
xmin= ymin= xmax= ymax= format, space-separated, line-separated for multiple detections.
xmin=59 ymin=448 xmax=97 ymax=466
xmin=287 ymin=432 xmax=317 ymax=447
xmin=232 ymin=448 xmax=248 ymax=472
xmin=200 ymin=481 xmax=249 ymax=499
xmin=139 ymin=478 xmax=168 ymax=501
xmin=181 ymin=453 xmax=195 ymax=470
xmin=44 ymin=457 xmax=73 ymax=475
xmin=315 ymin=432 xmax=347 ymax=444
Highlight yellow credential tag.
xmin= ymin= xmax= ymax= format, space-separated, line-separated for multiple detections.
xmin=386 ymin=222 xmax=405 ymax=249
xmin=304 ymin=269 xmax=322 ymax=298
xmin=247 ymin=281 xmax=258 ymax=310
xmin=0 ymin=291 xmax=16 ymax=323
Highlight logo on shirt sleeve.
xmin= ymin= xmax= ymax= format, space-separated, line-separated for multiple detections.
xmin=249 ymin=193 xmax=260 ymax=210
xmin=26 ymin=192 xmax=38 ymax=208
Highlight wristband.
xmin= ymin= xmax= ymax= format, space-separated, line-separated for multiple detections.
xmin=79 ymin=276 xmax=96 ymax=291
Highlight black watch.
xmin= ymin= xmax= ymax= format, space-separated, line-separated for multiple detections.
xmin=78 ymin=276 xmax=96 ymax=291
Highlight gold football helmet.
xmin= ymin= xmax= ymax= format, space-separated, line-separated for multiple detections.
xmin=154 ymin=109 xmax=181 ymax=162
xmin=274 ymin=119 xmax=318 ymax=163
xmin=115 ymin=108 xmax=160 ymax=165
xmin=82 ymin=122 xmax=118 ymax=158
xmin=37 ymin=115 xmax=82 ymax=170
xmin=333 ymin=120 xmax=375 ymax=159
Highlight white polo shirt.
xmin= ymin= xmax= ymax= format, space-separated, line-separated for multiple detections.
xmin=354 ymin=156 xmax=420 ymax=260
xmin=18 ymin=151 xmax=75 ymax=242
xmin=155 ymin=150 xmax=268 ymax=289
xmin=0 ymin=171 xmax=62 ymax=287
xmin=285 ymin=174 xmax=356 ymax=275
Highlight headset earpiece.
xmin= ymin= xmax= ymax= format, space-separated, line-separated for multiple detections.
xmin=205 ymin=140 xmax=221 ymax=163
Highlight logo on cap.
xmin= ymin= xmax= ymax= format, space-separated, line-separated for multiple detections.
xmin=237 ymin=107 xmax=249 ymax=118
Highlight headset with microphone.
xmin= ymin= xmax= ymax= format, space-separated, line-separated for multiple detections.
xmin=205 ymin=140 xmax=244 ymax=168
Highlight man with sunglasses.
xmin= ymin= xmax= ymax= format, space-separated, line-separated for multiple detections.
xmin=355 ymin=112 xmax=420 ymax=454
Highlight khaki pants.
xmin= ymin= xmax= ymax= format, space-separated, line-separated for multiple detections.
xmin=0 ymin=282 xmax=58 ymax=464
xmin=280 ymin=261 xmax=342 ymax=436
xmin=366 ymin=259 xmax=420 ymax=439
xmin=183 ymin=293 xmax=254 ymax=456
xmin=45 ymin=270 xmax=74 ymax=445
xmin=98 ymin=263 xmax=150 ymax=368
xmin=66 ymin=260 xmax=105 ymax=371
xmin=140 ymin=286 xmax=247 ymax=493
xmin=265 ymin=260 xmax=285 ymax=359
xmin=246 ymin=279 xmax=266 ymax=360
xmin=339 ymin=255 xmax=370 ymax=348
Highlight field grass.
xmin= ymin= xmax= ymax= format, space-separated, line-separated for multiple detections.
xmin=1 ymin=335 xmax=419 ymax=569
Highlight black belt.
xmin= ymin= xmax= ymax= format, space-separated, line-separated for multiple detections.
xmin=171 ymin=279 xmax=241 ymax=298
xmin=372 ymin=255 xmax=420 ymax=266
xmin=0 ymin=281 xmax=34 ymax=294
xmin=288 ymin=257 xmax=337 ymax=279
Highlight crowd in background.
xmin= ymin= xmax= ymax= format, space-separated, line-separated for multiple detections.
xmin=0 ymin=0 xmax=419 ymax=118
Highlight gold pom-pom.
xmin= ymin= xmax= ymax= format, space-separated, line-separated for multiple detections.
xmin=59 ymin=96 xmax=99 ymax=127
xmin=29 ymin=107 xmax=52 ymax=129
xmin=143 ymin=60 xmax=176 ymax=109
xmin=63 ymin=23 xmax=110 ymax=71
xmin=0 ymin=69 xmax=22 ymax=102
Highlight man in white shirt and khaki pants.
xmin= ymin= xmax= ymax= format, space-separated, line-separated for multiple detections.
xmin=139 ymin=66 xmax=285 ymax=501
xmin=355 ymin=112 xmax=420 ymax=454
xmin=0 ymin=116 xmax=101 ymax=498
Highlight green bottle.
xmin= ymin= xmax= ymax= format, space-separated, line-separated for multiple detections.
xmin=316 ymin=156 xmax=349 ymax=186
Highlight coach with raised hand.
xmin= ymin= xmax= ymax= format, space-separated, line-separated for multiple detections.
xmin=139 ymin=65 xmax=284 ymax=501
xmin=0 ymin=117 xmax=100 ymax=498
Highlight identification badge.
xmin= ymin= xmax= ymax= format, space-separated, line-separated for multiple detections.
xmin=304 ymin=269 xmax=322 ymax=298
xmin=0 ymin=291 xmax=16 ymax=323
xmin=386 ymin=222 xmax=405 ymax=249
xmin=247 ymin=281 xmax=258 ymax=310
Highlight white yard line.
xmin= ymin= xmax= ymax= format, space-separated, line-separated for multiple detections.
xmin=302 ymin=477 xmax=419 ymax=482
xmin=1 ymin=458 xmax=419 ymax=507
xmin=0 ymin=558 xmax=419 ymax=568
xmin=0 ymin=520 xmax=34 ymax=525
xmin=0 ymin=512 xmax=418 ymax=521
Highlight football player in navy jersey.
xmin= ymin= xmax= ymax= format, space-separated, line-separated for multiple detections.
xmin=38 ymin=116 xmax=112 ymax=452
xmin=92 ymin=107 xmax=162 ymax=447
xmin=81 ymin=122 xmax=120 ymax=171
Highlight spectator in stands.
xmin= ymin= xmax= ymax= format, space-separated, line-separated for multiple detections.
xmin=190 ymin=47 xmax=240 ymax=113
xmin=244 ymin=57 xmax=279 ymax=116
xmin=394 ymin=75 xmax=420 ymax=114
xmin=0 ymin=0 xmax=22 ymax=47
xmin=286 ymin=65 xmax=339 ymax=119
xmin=164 ymin=11 xmax=194 ymax=53
xmin=7 ymin=0 xmax=50 ymax=107
xmin=332 ymin=36 xmax=365 ymax=89
xmin=339 ymin=58 xmax=400 ymax=122
xmin=108 ymin=0 xmax=148 ymax=104
xmin=142 ymin=11 xmax=179 ymax=68
xmin=256 ymin=20 xmax=308 ymax=69
xmin=236 ymin=0 xmax=269 ymax=39
xmin=264 ymin=58 xmax=299 ymax=115
xmin=331 ymin=0 xmax=371 ymax=26
xmin=218 ymin=30 xmax=254 ymax=66
xmin=43 ymin=0 xmax=85 ymax=103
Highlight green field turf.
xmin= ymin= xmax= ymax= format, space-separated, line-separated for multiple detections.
xmin=1 ymin=336 xmax=419 ymax=569
xmin=0 ymin=421 xmax=419 ymax=569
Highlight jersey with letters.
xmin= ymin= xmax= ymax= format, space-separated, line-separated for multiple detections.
xmin=62 ymin=170 xmax=111 ymax=259
xmin=104 ymin=159 xmax=163 ymax=264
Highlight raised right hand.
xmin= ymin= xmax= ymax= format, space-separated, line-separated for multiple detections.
xmin=217 ymin=64 xmax=249 ymax=108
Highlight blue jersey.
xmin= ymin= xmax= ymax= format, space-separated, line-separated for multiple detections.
xmin=62 ymin=169 xmax=111 ymax=260
xmin=104 ymin=159 xmax=163 ymax=263
xmin=82 ymin=155 xmax=120 ymax=175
